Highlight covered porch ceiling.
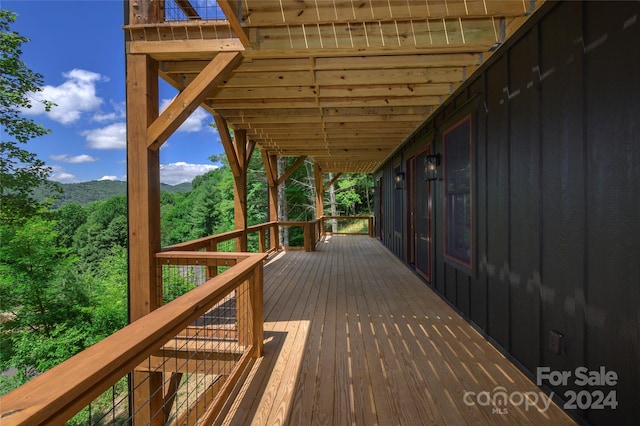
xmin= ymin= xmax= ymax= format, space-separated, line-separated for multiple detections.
xmin=125 ymin=0 xmax=544 ymax=173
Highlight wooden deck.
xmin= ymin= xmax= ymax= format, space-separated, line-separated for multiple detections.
xmin=219 ymin=236 xmax=575 ymax=426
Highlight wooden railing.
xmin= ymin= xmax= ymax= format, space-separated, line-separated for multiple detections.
xmin=163 ymin=221 xmax=279 ymax=254
xmin=0 ymin=252 xmax=265 ymax=425
xmin=278 ymin=220 xmax=319 ymax=252
xmin=0 ymin=217 xmax=372 ymax=425
xmin=276 ymin=216 xmax=374 ymax=251
xmin=321 ymin=215 xmax=374 ymax=237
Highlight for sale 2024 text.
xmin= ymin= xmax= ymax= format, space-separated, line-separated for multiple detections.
xmin=537 ymin=366 xmax=618 ymax=410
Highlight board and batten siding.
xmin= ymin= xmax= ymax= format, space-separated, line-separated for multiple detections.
xmin=374 ymin=2 xmax=640 ymax=425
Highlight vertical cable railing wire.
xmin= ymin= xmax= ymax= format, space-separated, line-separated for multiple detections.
xmin=57 ymin=253 xmax=258 ymax=425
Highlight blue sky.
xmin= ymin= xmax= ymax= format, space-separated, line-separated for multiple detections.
xmin=4 ymin=0 xmax=224 ymax=184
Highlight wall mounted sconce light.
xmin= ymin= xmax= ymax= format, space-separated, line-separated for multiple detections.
xmin=424 ymin=153 xmax=441 ymax=181
xmin=395 ymin=171 xmax=405 ymax=189
xmin=370 ymin=186 xmax=376 ymax=196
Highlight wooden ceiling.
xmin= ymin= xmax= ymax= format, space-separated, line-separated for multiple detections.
xmin=126 ymin=0 xmax=543 ymax=173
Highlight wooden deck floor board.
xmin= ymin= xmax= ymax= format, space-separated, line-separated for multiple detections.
xmin=353 ymin=243 xmax=442 ymax=426
xmin=258 ymin=250 xmax=324 ymax=425
xmin=345 ymin=248 xmax=382 ymax=425
xmin=220 ymin=236 xmax=576 ymax=426
xmin=369 ymin=249 xmax=496 ymax=426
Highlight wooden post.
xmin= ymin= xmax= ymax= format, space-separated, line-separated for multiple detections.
xmin=207 ymin=240 xmax=218 ymax=278
xmin=314 ymin=163 xmax=324 ymax=240
xmin=251 ymin=261 xmax=264 ymax=357
xmin=261 ymin=149 xmax=279 ymax=251
xmin=259 ymin=228 xmax=266 ymax=253
xmin=215 ymin=116 xmax=251 ymax=252
xmin=130 ymin=0 xmax=164 ymax=24
xmin=234 ymin=129 xmax=248 ymax=252
xmin=127 ymin=54 xmax=161 ymax=322
xmin=126 ymin=53 xmax=164 ymax=426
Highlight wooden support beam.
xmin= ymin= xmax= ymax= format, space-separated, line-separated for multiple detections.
xmin=126 ymin=53 xmax=163 ymax=426
xmin=129 ymin=0 xmax=163 ymax=24
xmin=234 ymin=129 xmax=248 ymax=252
xmin=246 ymin=140 xmax=256 ymax=165
xmin=323 ymin=172 xmax=342 ymax=192
xmin=127 ymin=54 xmax=160 ymax=321
xmin=217 ymin=0 xmax=251 ymax=47
xmin=128 ymin=39 xmax=244 ymax=58
xmin=213 ymin=113 xmax=241 ymax=179
xmin=147 ymin=52 xmax=242 ymax=150
xmin=260 ymin=148 xmax=277 ymax=188
xmin=276 ymin=156 xmax=307 ymax=186
xmin=214 ymin=116 xmax=252 ymax=251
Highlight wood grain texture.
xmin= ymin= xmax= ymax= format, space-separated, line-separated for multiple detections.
xmin=219 ymin=236 xmax=575 ymax=425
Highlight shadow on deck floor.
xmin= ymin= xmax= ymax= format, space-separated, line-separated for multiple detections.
xmin=219 ymin=236 xmax=575 ymax=426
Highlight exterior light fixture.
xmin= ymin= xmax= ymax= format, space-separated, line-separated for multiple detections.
xmin=395 ymin=171 xmax=405 ymax=189
xmin=424 ymin=153 xmax=441 ymax=181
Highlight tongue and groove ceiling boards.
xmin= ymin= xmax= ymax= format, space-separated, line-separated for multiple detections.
xmin=126 ymin=0 xmax=543 ymax=173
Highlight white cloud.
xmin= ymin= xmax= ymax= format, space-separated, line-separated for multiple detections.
xmin=99 ymin=175 xmax=118 ymax=181
xmin=160 ymin=162 xmax=218 ymax=185
xmin=93 ymin=112 xmax=119 ymax=122
xmin=160 ymin=100 xmax=212 ymax=133
xmin=50 ymin=154 xmax=98 ymax=163
xmin=25 ymin=69 xmax=106 ymax=125
xmin=94 ymin=101 xmax=126 ymax=122
xmin=49 ymin=166 xmax=77 ymax=183
xmin=82 ymin=122 xmax=126 ymax=149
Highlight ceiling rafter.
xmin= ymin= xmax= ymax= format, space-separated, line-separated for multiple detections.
xmin=125 ymin=0 xmax=543 ymax=173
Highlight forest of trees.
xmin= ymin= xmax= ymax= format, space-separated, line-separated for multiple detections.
xmin=0 ymin=9 xmax=373 ymax=396
xmin=33 ymin=179 xmax=192 ymax=208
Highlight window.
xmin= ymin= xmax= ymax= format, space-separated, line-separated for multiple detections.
xmin=443 ymin=115 xmax=472 ymax=269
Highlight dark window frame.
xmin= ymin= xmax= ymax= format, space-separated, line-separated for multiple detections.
xmin=442 ymin=114 xmax=473 ymax=271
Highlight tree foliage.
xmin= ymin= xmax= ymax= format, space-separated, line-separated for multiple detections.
xmin=0 ymin=218 xmax=91 ymax=384
xmin=0 ymin=10 xmax=57 ymax=222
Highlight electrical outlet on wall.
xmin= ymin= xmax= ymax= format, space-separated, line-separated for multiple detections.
xmin=549 ymin=330 xmax=565 ymax=355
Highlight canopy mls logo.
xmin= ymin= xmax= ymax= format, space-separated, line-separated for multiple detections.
xmin=462 ymin=366 xmax=619 ymax=415
xmin=462 ymin=387 xmax=555 ymax=415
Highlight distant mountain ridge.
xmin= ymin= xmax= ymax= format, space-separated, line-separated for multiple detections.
xmin=35 ymin=180 xmax=192 ymax=207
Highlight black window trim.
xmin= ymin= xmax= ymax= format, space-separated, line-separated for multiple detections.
xmin=442 ymin=113 xmax=474 ymax=272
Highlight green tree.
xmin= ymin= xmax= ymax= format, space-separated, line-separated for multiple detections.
xmin=52 ymin=202 xmax=88 ymax=248
xmin=86 ymin=246 xmax=128 ymax=344
xmin=0 ymin=10 xmax=57 ymax=223
xmin=73 ymin=196 xmax=128 ymax=268
xmin=0 ymin=217 xmax=91 ymax=389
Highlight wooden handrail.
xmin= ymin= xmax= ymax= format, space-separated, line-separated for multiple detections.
xmin=163 ymin=217 xmax=371 ymax=256
xmin=163 ymin=221 xmax=278 ymax=252
xmin=162 ymin=229 xmax=245 ymax=251
xmin=321 ymin=215 xmax=372 ymax=220
xmin=320 ymin=215 xmax=374 ymax=238
xmin=0 ymin=253 xmax=266 ymax=425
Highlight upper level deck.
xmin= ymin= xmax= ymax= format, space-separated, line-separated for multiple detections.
xmin=0 ymin=230 xmax=576 ymax=425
